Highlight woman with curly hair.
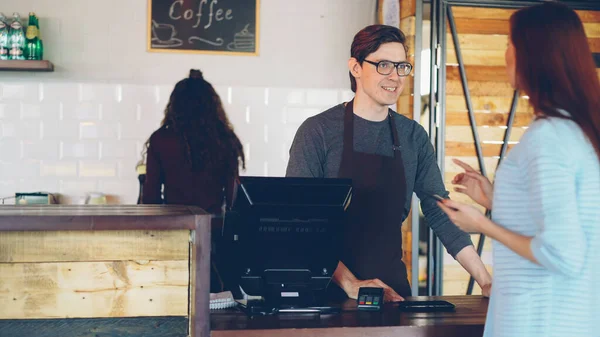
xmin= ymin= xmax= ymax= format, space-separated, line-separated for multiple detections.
xmin=141 ymin=69 xmax=245 ymax=214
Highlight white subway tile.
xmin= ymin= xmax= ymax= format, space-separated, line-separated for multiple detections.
xmin=79 ymin=161 xmax=117 ymax=177
xmin=2 ymin=121 xmax=42 ymax=140
xmin=306 ymin=89 xmax=339 ymax=106
xmin=0 ymin=181 xmax=18 ymax=201
xmin=18 ymin=179 xmax=60 ymax=194
xmin=138 ymin=102 xmax=164 ymax=122
xmin=120 ymin=84 xmax=159 ymax=104
xmin=36 ymin=103 xmax=62 ymax=121
xmin=60 ymin=180 xmax=99 ymax=200
xmin=223 ymin=104 xmax=248 ymax=128
xmin=41 ymin=83 xmax=80 ymax=102
xmin=1 ymin=160 xmax=40 ymax=179
xmin=231 ymin=87 xmax=267 ymax=107
xmin=0 ymin=103 xmax=21 ymax=120
xmin=100 ymin=102 xmax=140 ymax=123
xmin=98 ymin=180 xmax=140 ymax=204
xmin=80 ymin=83 xmax=118 ymax=102
xmin=80 ymin=122 xmax=119 ymax=139
xmin=157 ymin=85 xmax=175 ymax=106
xmin=268 ymin=88 xmax=306 ymax=107
xmin=283 ymin=107 xmax=322 ymax=124
xmin=284 ymin=125 xmax=302 ymax=143
xmin=20 ymin=103 xmax=42 ymax=119
xmin=0 ymin=139 xmax=21 ymax=161
xmin=42 ymin=120 xmax=80 ymax=140
xmin=1 ymin=83 xmax=39 ymax=101
xmin=214 ymin=86 xmax=233 ymax=105
xmin=118 ymin=160 xmax=140 ymax=179
xmin=339 ymin=90 xmax=355 ymax=102
xmin=22 ymin=140 xmax=60 ymax=160
xmin=40 ymin=161 xmax=78 ymax=177
xmin=63 ymin=102 xmax=101 ymax=120
xmin=61 ymin=141 xmax=99 ymax=159
xmin=100 ymin=140 xmax=137 ymax=159
xmin=119 ymin=119 xmax=160 ymax=141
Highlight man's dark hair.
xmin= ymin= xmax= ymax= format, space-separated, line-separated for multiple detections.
xmin=349 ymin=25 xmax=407 ymax=92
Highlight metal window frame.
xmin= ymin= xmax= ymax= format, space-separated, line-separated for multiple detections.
xmin=410 ymin=0 xmax=425 ymax=296
xmin=427 ymin=0 xmax=600 ymax=296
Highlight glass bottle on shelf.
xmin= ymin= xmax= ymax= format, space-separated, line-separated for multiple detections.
xmin=8 ymin=12 xmax=25 ymax=60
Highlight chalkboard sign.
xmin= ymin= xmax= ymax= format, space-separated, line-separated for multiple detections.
xmin=147 ymin=0 xmax=260 ymax=56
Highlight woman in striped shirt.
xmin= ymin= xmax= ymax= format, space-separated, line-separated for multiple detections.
xmin=438 ymin=2 xmax=600 ymax=337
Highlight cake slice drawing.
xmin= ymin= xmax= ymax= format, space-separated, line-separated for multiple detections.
xmin=227 ymin=24 xmax=255 ymax=52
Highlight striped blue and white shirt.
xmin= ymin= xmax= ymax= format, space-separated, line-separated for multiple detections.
xmin=484 ymin=115 xmax=600 ymax=337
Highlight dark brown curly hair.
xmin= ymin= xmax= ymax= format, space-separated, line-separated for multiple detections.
xmin=140 ymin=69 xmax=245 ymax=180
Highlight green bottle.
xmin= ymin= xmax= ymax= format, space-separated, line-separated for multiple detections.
xmin=8 ymin=12 xmax=25 ymax=60
xmin=0 ymin=13 xmax=9 ymax=60
xmin=25 ymin=12 xmax=41 ymax=60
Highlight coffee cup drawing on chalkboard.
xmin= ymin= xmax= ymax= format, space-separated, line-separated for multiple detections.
xmin=227 ymin=24 xmax=255 ymax=52
xmin=151 ymin=20 xmax=183 ymax=48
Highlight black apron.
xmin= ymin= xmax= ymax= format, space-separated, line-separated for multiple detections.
xmin=334 ymin=99 xmax=411 ymax=297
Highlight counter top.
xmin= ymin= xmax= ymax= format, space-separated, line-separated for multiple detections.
xmin=0 ymin=205 xmax=209 ymax=231
xmin=211 ymin=295 xmax=488 ymax=337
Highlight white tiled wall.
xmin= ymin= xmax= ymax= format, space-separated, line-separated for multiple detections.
xmin=0 ymin=0 xmax=376 ymax=204
xmin=0 ymin=82 xmax=354 ymax=204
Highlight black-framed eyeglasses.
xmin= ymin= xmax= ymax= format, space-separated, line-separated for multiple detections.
xmin=363 ymin=60 xmax=413 ymax=77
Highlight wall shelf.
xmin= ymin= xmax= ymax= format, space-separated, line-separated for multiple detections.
xmin=0 ymin=60 xmax=54 ymax=72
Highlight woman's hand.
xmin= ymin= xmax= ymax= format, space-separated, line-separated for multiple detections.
xmin=451 ymin=159 xmax=494 ymax=209
xmin=481 ymin=283 xmax=492 ymax=298
xmin=437 ymin=198 xmax=489 ymax=234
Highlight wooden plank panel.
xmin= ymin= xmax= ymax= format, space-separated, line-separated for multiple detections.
xmin=447 ymin=19 xmax=509 ymax=35
xmin=447 ymin=65 xmax=508 ymax=83
xmin=445 ymin=126 xmax=525 ymax=143
xmin=446 ymin=80 xmax=514 ymax=96
xmin=447 ymin=34 xmax=508 ymax=51
xmin=450 ymin=8 xmax=600 ymax=24
xmin=400 ymin=16 xmax=416 ymax=36
xmin=0 ymin=230 xmax=190 ymax=263
xmin=446 ymin=95 xmax=533 ymax=113
xmin=0 ymin=260 xmax=189 ymax=319
xmin=0 ymin=316 xmax=188 ymax=337
xmin=446 ymin=141 xmax=514 ymax=157
xmin=400 ymin=0 xmax=416 ymax=19
xmin=446 ymin=111 xmax=533 ymax=127
xmin=585 ymin=23 xmax=600 ymax=38
xmin=397 ymin=95 xmax=413 ymax=118
xmin=447 ymin=49 xmax=506 ymax=66
xmin=451 ymin=7 xmax=514 ymax=20
xmin=400 ymin=74 xmax=414 ymax=97
xmin=445 ymin=156 xmax=500 ymax=175
xmin=577 ymin=10 xmax=600 ymax=23
xmin=589 ymin=38 xmax=600 ymax=53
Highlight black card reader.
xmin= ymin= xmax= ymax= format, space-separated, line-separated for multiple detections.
xmin=357 ymin=287 xmax=384 ymax=311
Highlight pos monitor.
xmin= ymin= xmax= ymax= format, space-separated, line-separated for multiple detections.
xmin=223 ymin=176 xmax=352 ymax=314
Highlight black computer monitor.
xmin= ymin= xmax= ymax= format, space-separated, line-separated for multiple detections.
xmin=223 ymin=176 xmax=352 ymax=312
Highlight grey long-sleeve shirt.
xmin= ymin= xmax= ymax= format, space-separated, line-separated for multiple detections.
xmin=285 ymin=103 xmax=473 ymax=258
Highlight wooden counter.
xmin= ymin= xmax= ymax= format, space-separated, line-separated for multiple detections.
xmin=0 ymin=205 xmax=211 ymax=337
xmin=211 ymin=295 xmax=488 ymax=337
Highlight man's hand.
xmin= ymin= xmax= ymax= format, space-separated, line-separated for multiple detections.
xmin=345 ymin=278 xmax=404 ymax=302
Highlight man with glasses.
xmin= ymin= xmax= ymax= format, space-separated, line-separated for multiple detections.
xmin=286 ymin=25 xmax=491 ymax=302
